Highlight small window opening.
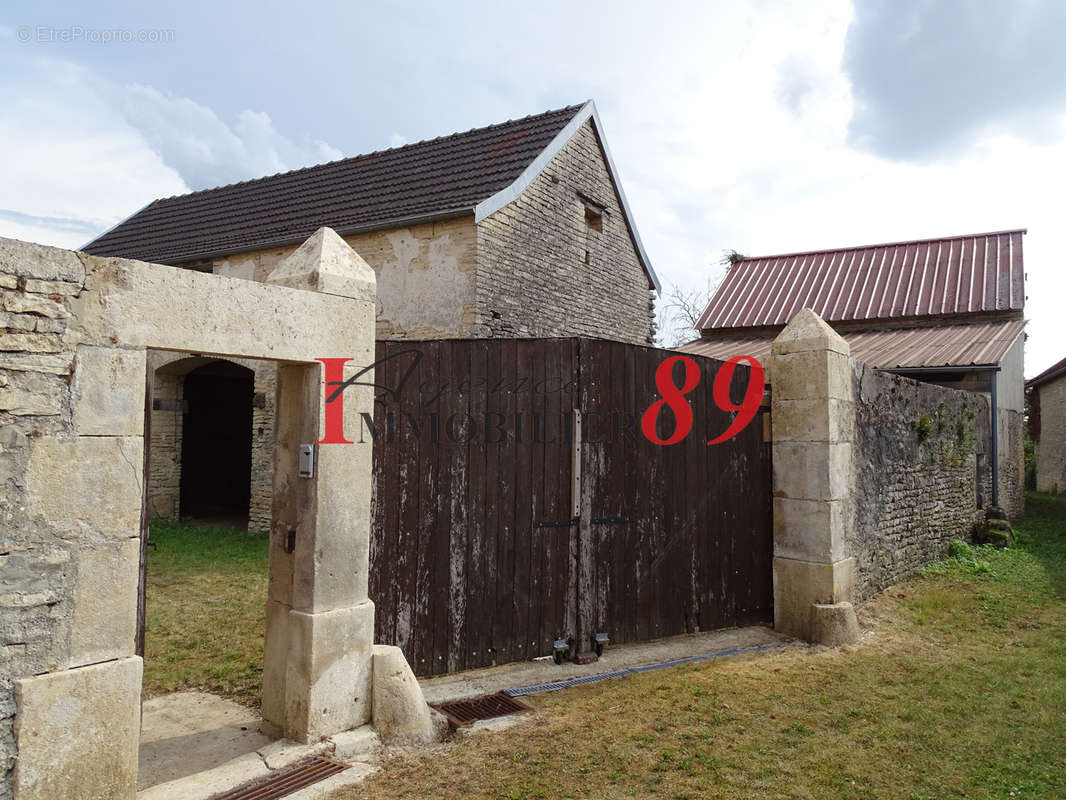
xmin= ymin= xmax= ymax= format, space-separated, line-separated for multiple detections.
xmin=584 ymin=206 xmax=603 ymax=232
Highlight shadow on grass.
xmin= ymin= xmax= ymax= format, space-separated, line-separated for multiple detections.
xmin=1013 ymin=492 xmax=1066 ymax=599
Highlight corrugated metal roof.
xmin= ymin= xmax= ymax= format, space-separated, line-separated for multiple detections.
xmin=678 ymin=318 xmax=1026 ymax=371
xmin=696 ymin=230 xmax=1026 ymax=330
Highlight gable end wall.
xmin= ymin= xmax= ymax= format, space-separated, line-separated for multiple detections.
xmin=475 ymin=120 xmax=654 ymax=345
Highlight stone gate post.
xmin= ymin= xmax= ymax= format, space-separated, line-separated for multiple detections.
xmin=261 ymin=228 xmax=378 ymax=742
xmin=770 ymin=309 xmax=860 ymax=644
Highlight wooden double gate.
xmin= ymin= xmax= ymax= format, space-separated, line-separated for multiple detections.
xmin=368 ymin=338 xmax=772 ymax=677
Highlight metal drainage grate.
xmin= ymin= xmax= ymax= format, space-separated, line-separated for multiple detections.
xmin=431 ymin=691 xmax=532 ymax=728
xmin=209 ymin=756 xmax=349 ymax=800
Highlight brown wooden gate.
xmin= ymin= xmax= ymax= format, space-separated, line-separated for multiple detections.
xmin=369 ymin=338 xmax=772 ymax=677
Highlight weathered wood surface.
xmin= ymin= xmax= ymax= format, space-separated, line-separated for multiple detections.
xmin=369 ymin=338 xmax=772 ymax=677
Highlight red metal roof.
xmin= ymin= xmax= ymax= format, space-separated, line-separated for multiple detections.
xmin=678 ymin=318 xmax=1026 ymax=371
xmin=696 ymin=230 xmax=1026 ymax=330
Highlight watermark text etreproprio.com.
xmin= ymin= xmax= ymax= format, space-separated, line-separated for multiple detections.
xmin=16 ymin=25 xmax=176 ymax=44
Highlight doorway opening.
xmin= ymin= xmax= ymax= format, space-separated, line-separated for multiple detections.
xmin=140 ymin=355 xmax=273 ymax=791
xmin=179 ymin=360 xmax=254 ymax=529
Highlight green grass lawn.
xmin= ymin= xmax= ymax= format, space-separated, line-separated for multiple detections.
xmin=143 ymin=496 xmax=1066 ymax=797
xmin=334 ymin=493 xmax=1066 ymax=800
xmin=142 ymin=520 xmax=268 ymax=704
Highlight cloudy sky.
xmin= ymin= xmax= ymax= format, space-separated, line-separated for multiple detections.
xmin=1 ymin=0 xmax=1062 ymax=375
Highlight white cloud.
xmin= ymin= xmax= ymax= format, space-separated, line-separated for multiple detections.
xmin=0 ymin=59 xmax=187 ymax=247
xmin=561 ymin=0 xmax=1063 ymax=375
xmin=0 ymin=56 xmax=344 ymax=252
xmin=111 ymin=84 xmax=343 ymax=190
xmin=1 ymin=2 xmax=1062 ymax=375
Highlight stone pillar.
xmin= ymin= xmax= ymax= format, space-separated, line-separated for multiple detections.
xmin=770 ymin=309 xmax=858 ymax=643
xmin=16 ymin=343 xmax=147 ymax=800
xmin=261 ymin=228 xmax=378 ymax=742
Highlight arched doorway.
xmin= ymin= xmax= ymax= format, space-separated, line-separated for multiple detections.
xmin=179 ymin=360 xmax=254 ymax=527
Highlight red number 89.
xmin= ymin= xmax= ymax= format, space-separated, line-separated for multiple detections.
xmin=640 ymin=355 xmax=765 ymax=446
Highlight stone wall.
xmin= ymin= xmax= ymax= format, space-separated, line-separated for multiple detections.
xmin=0 ymin=230 xmax=414 ymax=797
xmin=1035 ymin=374 xmax=1066 ymax=493
xmin=851 ymin=362 xmax=989 ymax=600
xmin=0 ymin=239 xmax=144 ymax=800
xmin=211 ymin=217 xmax=478 ymax=340
xmin=476 ymin=120 xmax=654 ymax=345
xmin=999 ymin=408 xmax=1025 ymax=518
xmin=146 ymin=364 xmax=181 ymax=520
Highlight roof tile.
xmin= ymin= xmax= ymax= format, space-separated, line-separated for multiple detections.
xmin=83 ymin=104 xmax=584 ymax=264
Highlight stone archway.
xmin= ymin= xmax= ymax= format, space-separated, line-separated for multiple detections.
xmin=149 ymin=354 xmax=276 ymax=532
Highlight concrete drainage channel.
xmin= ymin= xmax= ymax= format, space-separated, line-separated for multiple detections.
xmin=503 ymin=641 xmax=789 ymax=697
xmin=432 ymin=640 xmax=792 ymax=731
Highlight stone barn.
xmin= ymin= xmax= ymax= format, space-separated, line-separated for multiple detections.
xmin=82 ymin=101 xmax=659 ymax=530
xmin=1028 ymin=356 xmax=1066 ymax=493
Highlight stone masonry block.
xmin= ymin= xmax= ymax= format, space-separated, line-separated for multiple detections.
xmin=26 ymin=436 xmax=143 ymax=538
xmin=260 ymin=599 xmax=291 ymax=738
xmin=371 ymin=644 xmax=435 ymax=744
xmin=73 ymin=346 xmax=146 ymax=436
xmin=773 ymin=496 xmax=848 ymax=562
xmin=68 ymin=250 xmax=375 ymax=363
xmin=772 ymin=398 xmax=855 ymax=443
xmin=0 ymin=237 xmax=85 ymax=283
xmin=770 ymin=308 xmax=850 ymax=357
xmin=267 ymin=227 xmax=376 ymax=303
xmin=770 ymin=349 xmax=852 ymax=401
xmin=285 ymin=601 xmax=375 ymax=742
xmin=773 ymin=442 xmax=852 ymax=502
xmin=809 ymin=602 xmax=860 ymax=646
xmin=14 ymin=656 xmax=142 ymax=800
xmin=66 ymin=537 xmax=139 ymax=668
xmin=773 ymin=556 xmax=854 ymax=640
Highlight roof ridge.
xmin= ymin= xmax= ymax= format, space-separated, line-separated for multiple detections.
xmin=1029 ymin=355 xmax=1066 ymax=386
xmin=151 ymin=103 xmax=586 ymax=203
xmin=735 ymin=228 xmax=1028 ymax=265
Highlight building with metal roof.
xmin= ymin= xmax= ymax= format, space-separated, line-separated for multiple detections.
xmin=681 ymin=229 xmax=1028 ymax=516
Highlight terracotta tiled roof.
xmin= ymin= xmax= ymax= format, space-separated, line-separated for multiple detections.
xmin=678 ymin=318 xmax=1026 ymax=371
xmin=82 ymin=104 xmax=585 ymax=265
xmin=696 ymin=230 xmax=1026 ymax=330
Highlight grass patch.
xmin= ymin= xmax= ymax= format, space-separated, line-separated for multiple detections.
xmin=333 ymin=494 xmax=1066 ymax=800
xmin=143 ymin=520 xmax=268 ymax=705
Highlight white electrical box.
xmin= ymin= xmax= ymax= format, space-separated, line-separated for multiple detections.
xmin=298 ymin=443 xmax=315 ymax=478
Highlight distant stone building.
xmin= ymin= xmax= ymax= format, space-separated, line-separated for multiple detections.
xmin=1028 ymin=356 xmax=1066 ymax=493
xmin=83 ymin=101 xmax=659 ymax=529
xmin=680 ymin=230 xmax=1028 ymax=518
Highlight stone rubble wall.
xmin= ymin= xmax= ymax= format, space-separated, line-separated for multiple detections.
xmin=851 ymin=362 xmax=990 ymax=600
xmin=476 ymin=120 xmax=655 ymax=345
xmin=0 ymin=241 xmax=143 ymax=800
xmin=999 ymin=407 xmax=1026 ymax=518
